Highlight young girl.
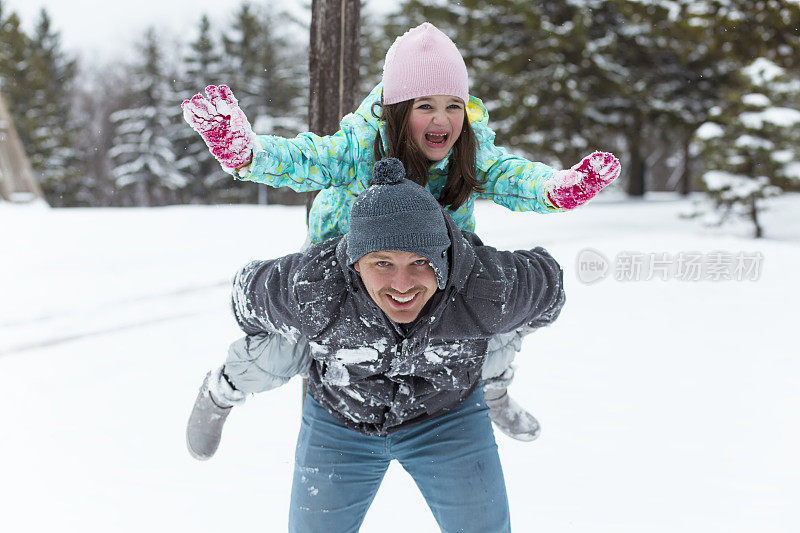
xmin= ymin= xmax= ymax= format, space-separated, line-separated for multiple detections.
xmin=183 ymin=22 xmax=619 ymax=457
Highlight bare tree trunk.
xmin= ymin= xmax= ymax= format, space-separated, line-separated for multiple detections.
xmin=679 ymin=129 xmax=693 ymax=196
xmin=136 ymin=179 xmax=150 ymax=207
xmin=750 ymin=196 xmax=763 ymax=238
xmin=626 ymin=142 xmax=645 ymax=197
xmin=625 ymin=113 xmax=646 ymax=197
xmin=305 ymin=0 xmax=361 ymax=221
xmin=309 ymin=0 xmax=361 ymax=138
xmin=303 ymin=0 xmax=361 ymax=403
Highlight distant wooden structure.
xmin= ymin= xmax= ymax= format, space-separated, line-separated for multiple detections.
xmin=0 ymin=91 xmax=45 ymax=203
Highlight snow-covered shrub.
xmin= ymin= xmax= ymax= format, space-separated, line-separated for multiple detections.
xmin=682 ymin=171 xmax=781 ymax=238
xmin=688 ymin=59 xmax=799 ymax=237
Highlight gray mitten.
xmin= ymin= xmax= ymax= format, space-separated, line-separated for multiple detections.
xmin=186 ymin=366 xmax=245 ymax=460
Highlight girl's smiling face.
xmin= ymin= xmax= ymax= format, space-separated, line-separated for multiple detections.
xmin=408 ymin=95 xmax=465 ymax=161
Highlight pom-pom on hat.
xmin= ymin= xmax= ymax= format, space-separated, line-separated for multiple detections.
xmin=347 ymin=158 xmax=451 ymax=289
xmin=382 ymin=22 xmax=469 ymax=106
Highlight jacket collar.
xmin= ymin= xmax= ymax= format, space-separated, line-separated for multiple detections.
xmin=441 ymin=209 xmax=475 ymax=293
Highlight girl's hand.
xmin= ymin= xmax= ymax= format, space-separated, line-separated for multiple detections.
xmin=181 ymin=85 xmax=256 ymax=170
xmin=546 ymin=151 xmax=621 ymax=210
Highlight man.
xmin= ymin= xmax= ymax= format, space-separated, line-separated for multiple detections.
xmin=187 ymin=158 xmax=565 ymax=532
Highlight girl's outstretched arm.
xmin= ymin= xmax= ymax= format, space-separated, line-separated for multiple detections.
xmin=182 ymin=84 xmax=367 ymax=193
xmin=546 ymin=151 xmax=621 ymax=210
xmin=238 ymin=127 xmax=364 ymax=192
xmin=476 ymin=142 xmax=560 ymax=213
xmin=477 ymin=142 xmax=620 ymax=212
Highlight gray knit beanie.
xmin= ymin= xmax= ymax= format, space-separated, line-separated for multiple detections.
xmin=347 ymin=158 xmax=451 ymax=289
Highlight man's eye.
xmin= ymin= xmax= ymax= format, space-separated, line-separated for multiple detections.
xmin=413 ymin=259 xmax=428 ymax=266
xmin=376 ymin=261 xmax=390 ymax=267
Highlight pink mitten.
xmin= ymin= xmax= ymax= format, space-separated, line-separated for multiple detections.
xmin=181 ymin=85 xmax=256 ymax=170
xmin=546 ymin=151 xmax=621 ymax=210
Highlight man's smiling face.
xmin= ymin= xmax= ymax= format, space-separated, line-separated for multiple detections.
xmin=354 ymin=250 xmax=439 ymax=323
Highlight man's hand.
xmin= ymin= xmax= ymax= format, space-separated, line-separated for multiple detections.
xmin=546 ymin=151 xmax=621 ymax=210
xmin=181 ymin=85 xmax=256 ymax=170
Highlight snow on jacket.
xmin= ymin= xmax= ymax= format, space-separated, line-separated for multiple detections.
xmin=235 ymin=83 xmax=561 ymax=244
xmin=231 ymin=211 xmax=565 ymax=436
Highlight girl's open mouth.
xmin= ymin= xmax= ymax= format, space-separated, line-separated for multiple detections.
xmin=424 ymin=132 xmax=448 ymax=146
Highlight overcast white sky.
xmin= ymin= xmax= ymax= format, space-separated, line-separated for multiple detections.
xmin=3 ymin=0 xmax=387 ymax=63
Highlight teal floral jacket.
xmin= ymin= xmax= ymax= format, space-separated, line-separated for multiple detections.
xmin=237 ymin=83 xmax=560 ymax=243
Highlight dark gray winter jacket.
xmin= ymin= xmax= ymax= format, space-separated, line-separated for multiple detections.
xmin=231 ymin=213 xmax=565 ymax=436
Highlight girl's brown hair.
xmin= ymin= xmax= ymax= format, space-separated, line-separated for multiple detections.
xmin=372 ymin=99 xmax=483 ymax=211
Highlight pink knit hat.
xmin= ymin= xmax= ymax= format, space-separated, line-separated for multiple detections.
xmin=382 ymin=22 xmax=469 ymax=105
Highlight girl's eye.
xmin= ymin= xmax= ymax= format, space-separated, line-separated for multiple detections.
xmin=417 ymin=104 xmax=432 ymax=110
xmin=448 ymin=104 xmax=463 ymax=110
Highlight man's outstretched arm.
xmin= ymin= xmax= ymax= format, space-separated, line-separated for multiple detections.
xmin=467 ymin=242 xmax=566 ymax=335
xmin=230 ymin=254 xmax=305 ymax=340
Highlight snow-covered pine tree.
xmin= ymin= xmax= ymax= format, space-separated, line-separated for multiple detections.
xmin=578 ymin=0 xmax=734 ymax=198
xmin=640 ymin=1 xmax=749 ymax=196
xmin=741 ymin=59 xmax=800 ymax=193
xmin=110 ymin=28 xmax=188 ymax=206
xmin=222 ymin=2 xmax=307 ymax=204
xmin=222 ymin=2 xmax=306 ymax=135
xmin=689 ymin=58 xmax=800 ymax=238
xmin=356 ymin=7 xmax=389 ymax=98
xmin=69 ymin=62 xmax=141 ymax=207
xmin=26 ymin=8 xmax=82 ymax=206
xmin=175 ymin=14 xmax=227 ymax=204
xmin=384 ymin=0 xmax=733 ymax=197
xmin=385 ymin=1 xmax=793 ymax=200
xmin=0 ymin=9 xmax=35 ymax=151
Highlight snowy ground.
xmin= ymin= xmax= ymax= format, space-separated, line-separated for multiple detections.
xmin=2 ymin=193 xmax=798 ymax=532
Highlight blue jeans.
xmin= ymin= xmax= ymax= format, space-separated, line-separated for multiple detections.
xmin=289 ymin=388 xmax=511 ymax=533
